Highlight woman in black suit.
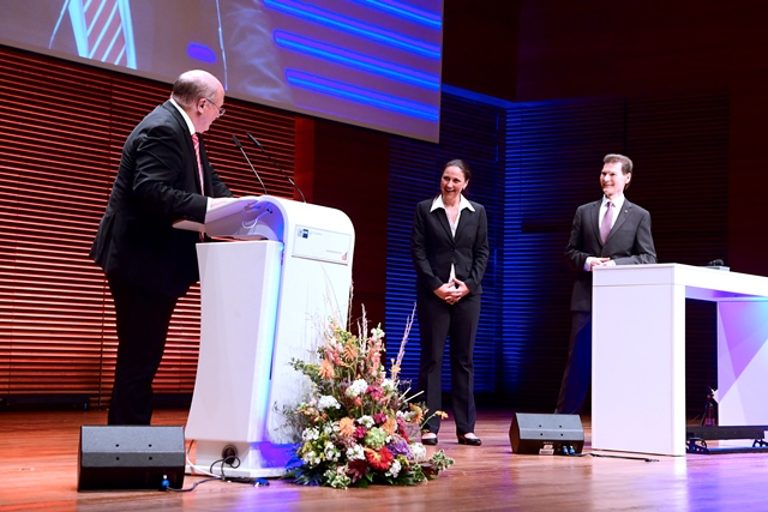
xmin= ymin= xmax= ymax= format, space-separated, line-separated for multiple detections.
xmin=411 ymin=159 xmax=489 ymax=446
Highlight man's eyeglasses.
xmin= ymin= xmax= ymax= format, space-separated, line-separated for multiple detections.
xmin=204 ymin=97 xmax=226 ymax=118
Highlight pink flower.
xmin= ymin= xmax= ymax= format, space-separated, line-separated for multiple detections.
xmin=373 ymin=412 xmax=388 ymax=425
xmin=396 ymin=417 xmax=411 ymax=443
xmin=368 ymin=346 xmax=382 ymax=372
xmin=367 ymin=385 xmax=384 ymax=401
xmin=324 ymin=346 xmax=341 ymax=365
xmin=353 ymin=426 xmax=367 ymax=440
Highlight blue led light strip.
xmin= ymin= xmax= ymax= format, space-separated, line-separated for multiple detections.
xmin=274 ymin=31 xmax=439 ymax=90
xmin=357 ymin=0 xmax=442 ymax=29
xmin=263 ymin=0 xmax=440 ymax=59
xmin=285 ymin=69 xmax=438 ymax=121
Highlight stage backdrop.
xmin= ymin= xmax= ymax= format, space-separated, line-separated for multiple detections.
xmin=1 ymin=46 xmax=729 ymax=416
xmin=385 ymin=89 xmax=728 ymax=413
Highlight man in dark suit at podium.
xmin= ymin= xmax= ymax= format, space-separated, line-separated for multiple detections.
xmin=556 ymin=153 xmax=657 ymax=415
xmin=90 ymin=69 xmax=233 ymax=425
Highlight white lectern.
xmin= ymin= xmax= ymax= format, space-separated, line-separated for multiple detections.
xmin=179 ymin=195 xmax=355 ymax=477
xmin=592 ymin=263 xmax=768 ymax=456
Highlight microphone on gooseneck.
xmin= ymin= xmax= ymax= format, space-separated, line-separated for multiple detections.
xmin=246 ymin=132 xmax=307 ymax=203
xmin=232 ymin=134 xmax=268 ymax=195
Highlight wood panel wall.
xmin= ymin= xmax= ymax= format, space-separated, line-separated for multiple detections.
xmin=0 ymin=46 xmax=298 ymax=407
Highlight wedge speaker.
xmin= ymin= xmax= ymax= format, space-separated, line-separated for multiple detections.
xmin=78 ymin=425 xmax=185 ymax=490
xmin=509 ymin=413 xmax=584 ymax=455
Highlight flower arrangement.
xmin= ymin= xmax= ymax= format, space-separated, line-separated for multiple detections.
xmin=288 ymin=309 xmax=454 ymax=488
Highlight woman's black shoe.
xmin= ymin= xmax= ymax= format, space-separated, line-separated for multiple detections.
xmin=421 ymin=433 xmax=438 ymax=446
xmin=457 ymin=434 xmax=482 ymax=446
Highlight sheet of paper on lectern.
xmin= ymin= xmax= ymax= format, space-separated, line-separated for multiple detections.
xmin=173 ymin=196 xmax=260 ymax=232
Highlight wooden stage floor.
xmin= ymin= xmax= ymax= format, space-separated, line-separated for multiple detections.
xmin=1 ymin=408 xmax=767 ymax=511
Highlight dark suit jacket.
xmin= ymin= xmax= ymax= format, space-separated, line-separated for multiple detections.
xmin=566 ymin=198 xmax=657 ymax=312
xmin=90 ymin=100 xmax=232 ymax=297
xmin=412 ymin=198 xmax=490 ymax=295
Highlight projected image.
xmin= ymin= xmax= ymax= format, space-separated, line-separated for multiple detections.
xmin=0 ymin=0 xmax=443 ymax=142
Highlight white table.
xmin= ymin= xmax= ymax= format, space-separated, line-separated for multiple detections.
xmin=592 ymin=263 xmax=768 ymax=456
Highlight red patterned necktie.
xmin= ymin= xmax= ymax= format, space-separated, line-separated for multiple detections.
xmin=191 ymin=133 xmax=206 ymax=241
xmin=191 ymin=133 xmax=205 ymax=195
xmin=600 ymin=201 xmax=613 ymax=243
xmin=84 ymin=0 xmax=127 ymax=66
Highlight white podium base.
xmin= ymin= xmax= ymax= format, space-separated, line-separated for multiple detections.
xmin=189 ymin=440 xmax=296 ymax=478
xmin=187 ymin=464 xmax=286 ymax=479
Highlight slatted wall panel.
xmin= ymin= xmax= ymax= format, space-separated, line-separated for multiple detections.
xmin=0 ymin=46 xmax=296 ymax=407
xmin=503 ymin=98 xmax=626 ymax=409
xmin=386 ymin=91 xmax=504 ymax=396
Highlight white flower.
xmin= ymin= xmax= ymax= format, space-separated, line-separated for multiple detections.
xmin=385 ymin=459 xmax=402 ymax=478
xmin=302 ymin=450 xmax=321 ymax=466
xmin=346 ymin=444 xmax=365 ymax=461
xmin=323 ymin=422 xmax=339 ymax=436
xmin=323 ymin=440 xmax=340 ymax=462
xmin=302 ymin=427 xmax=320 ymax=441
xmin=382 ymin=378 xmax=396 ymax=392
xmin=317 ymin=395 xmax=341 ymax=410
xmin=410 ymin=442 xmax=427 ymax=463
xmin=357 ymin=415 xmax=375 ymax=428
xmin=324 ymin=467 xmax=352 ymax=489
xmin=345 ymin=379 xmax=368 ymax=398
xmin=402 ymin=410 xmax=420 ymax=423
xmin=370 ymin=326 xmax=385 ymax=341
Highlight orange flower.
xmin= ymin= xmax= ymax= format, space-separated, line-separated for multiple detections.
xmin=382 ymin=416 xmax=397 ymax=436
xmin=343 ymin=343 xmax=358 ymax=362
xmin=319 ymin=359 xmax=335 ymax=380
xmin=409 ymin=403 xmax=424 ymax=424
xmin=338 ymin=417 xmax=355 ymax=437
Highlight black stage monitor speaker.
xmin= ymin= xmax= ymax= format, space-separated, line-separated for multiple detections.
xmin=78 ymin=425 xmax=186 ymax=490
xmin=509 ymin=413 xmax=584 ymax=455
